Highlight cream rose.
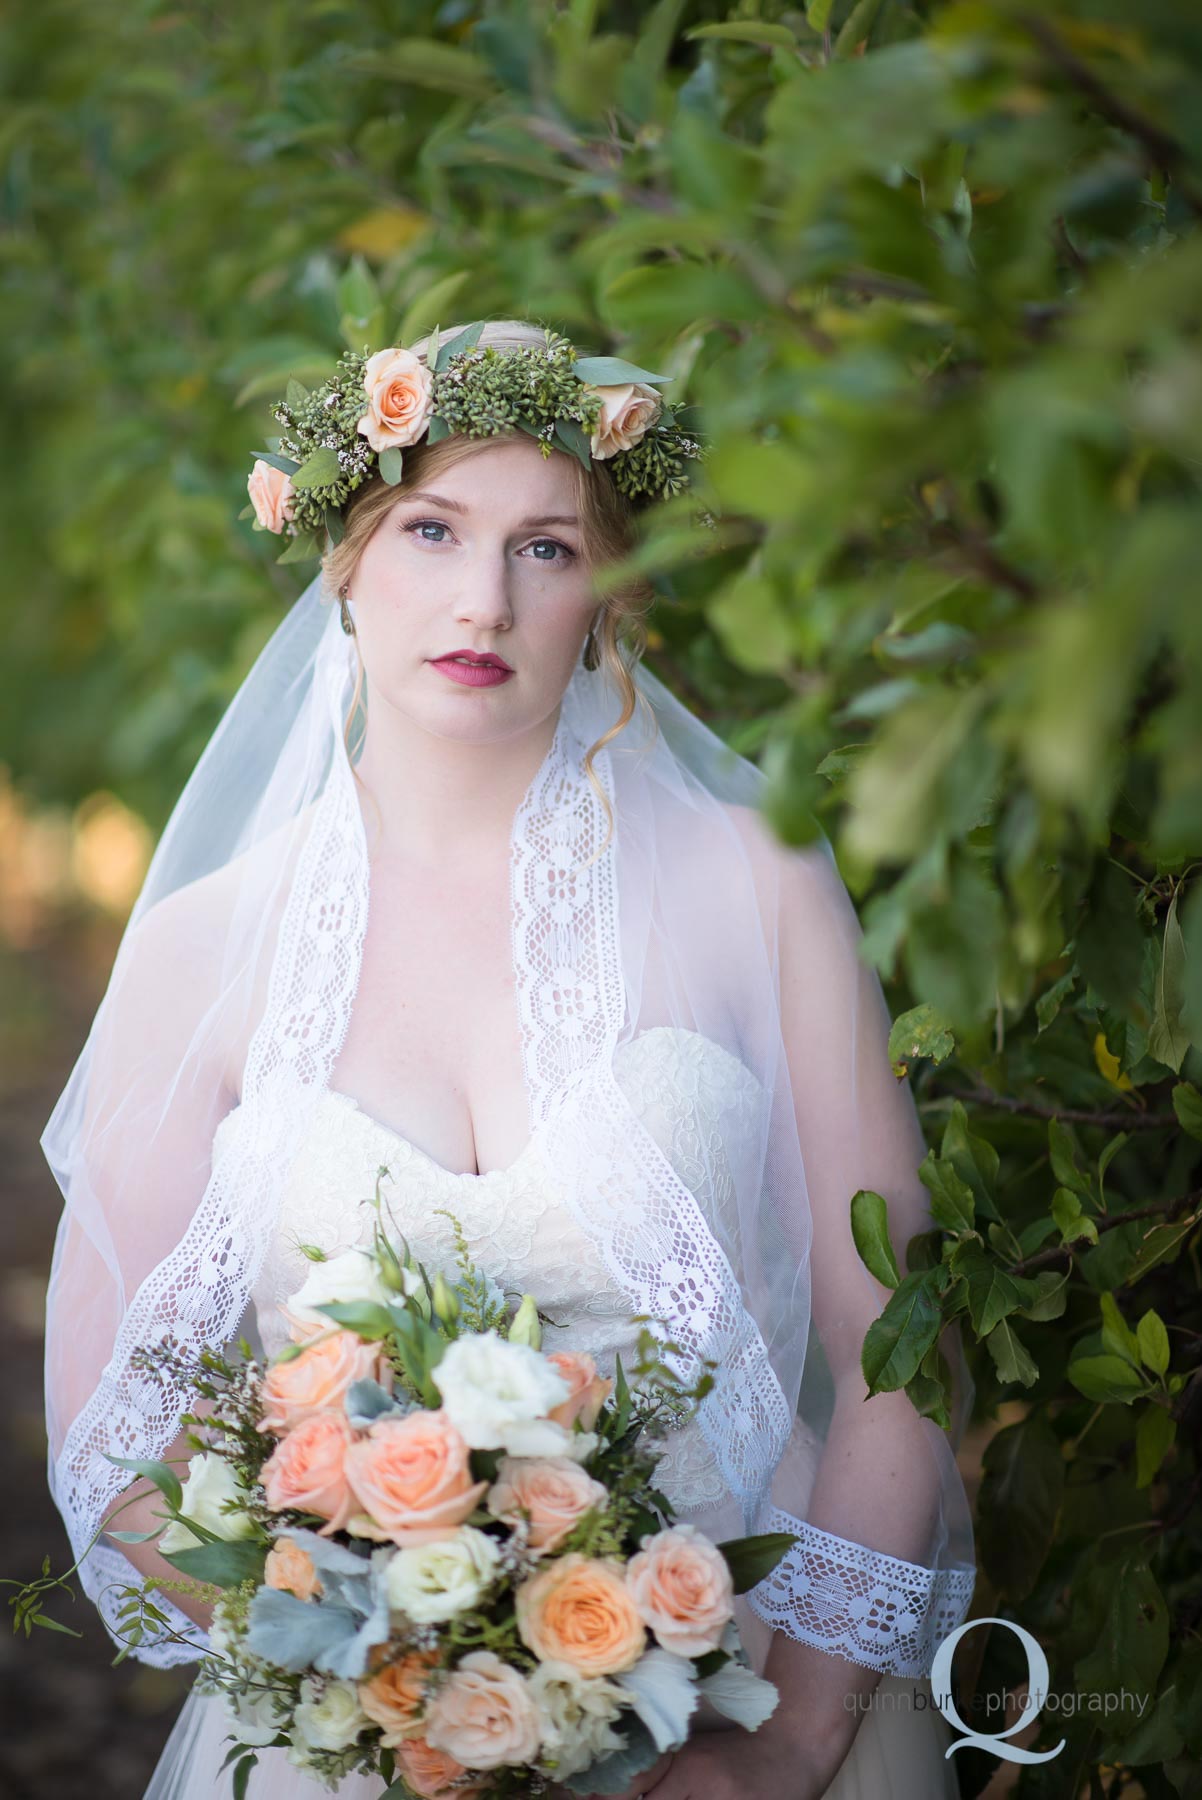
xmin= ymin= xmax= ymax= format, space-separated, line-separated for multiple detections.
xmin=157 ymin=1451 xmax=258 ymax=1555
xmin=293 ymin=1676 xmax=369 ymax=1753
xmin=487 ymin=1456 xmax=607 ymax=1554
xmin=259 ymin=1329 xmax=383 ymax=1435
xmin=515 ymin=1554 xmax=646 ymax=1676
xmin=393 ymin=1736 xmax=486 ymax=1799
xmin=425 ymin=1650 xmax=542 ymax=1770
xmin=264 ymin=1535 xmax=322 ymax=1602
xmin=586 ymin=382 xmax=662 ymax=460
xmin=259 ymin=1411 xmax=358 ymax=1536
xmin=432 ymin=1331 xmax=571 ymax=1456
xmin=344 ymin=1409 xmax=487 ymax=1546
xmin=386 ymin=1527 xmax=502 ymax=1623
xmin=357 ymin=346 xmax=435 ymax=453
xmin=625 ymin=1523 xmax=734 ymax=1657
xmin=247 ymin=459 xmax=296 ymax=533
xmin=526 ymin=1659 xmax=626 ymax=1779
xmin=358 ymin=1650 xmax=439 ymax=1746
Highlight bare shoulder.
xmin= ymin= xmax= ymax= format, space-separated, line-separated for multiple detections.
xmin=717 ymin=797 xmax=841 ymax=910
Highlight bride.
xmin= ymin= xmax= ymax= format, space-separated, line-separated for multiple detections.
xmin=41 ymin=319 xmax=977 ymax=1799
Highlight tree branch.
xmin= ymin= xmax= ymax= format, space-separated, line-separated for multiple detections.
xmin=945 ymin=1085 xmax=1177 ymax=1132
xmin=1010 ymin=1187 xmax=1201 ymax=1277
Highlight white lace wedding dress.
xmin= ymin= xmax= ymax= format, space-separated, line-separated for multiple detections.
xmin=144 ymin=1026 xmax=957 ymax=1799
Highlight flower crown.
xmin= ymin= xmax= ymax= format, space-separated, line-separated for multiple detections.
xmin=243 ymin=322 xmax=708 ymax=566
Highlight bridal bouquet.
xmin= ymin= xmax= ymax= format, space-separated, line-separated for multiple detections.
xmin=16 ymin=1187 xmax=794 ymax=1798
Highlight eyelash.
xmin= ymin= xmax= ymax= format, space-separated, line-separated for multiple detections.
xmin=401 ymin=518 xmax=577 ymax=565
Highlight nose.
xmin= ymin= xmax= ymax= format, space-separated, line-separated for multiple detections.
xmin=454 ymin=543 xmax=514 ymax=635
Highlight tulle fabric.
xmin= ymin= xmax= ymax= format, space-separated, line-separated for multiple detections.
xmin=41 ymin=561 xmax=977 ymax=1693
xmin=145 ymin=1664 xmax=960 ymax=1800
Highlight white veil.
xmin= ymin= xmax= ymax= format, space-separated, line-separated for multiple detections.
xmin=42 ymin=567 xmax=977 ymax=1677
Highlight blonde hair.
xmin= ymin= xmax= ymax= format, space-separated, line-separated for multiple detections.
xmin=321 ymin=319 xmax=658 ymax=860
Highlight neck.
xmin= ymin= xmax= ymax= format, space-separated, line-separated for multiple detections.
xmin=350 ymin=683 xmax=564 ymax=866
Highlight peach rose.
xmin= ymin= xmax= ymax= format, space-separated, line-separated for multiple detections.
xmin=586 ymin=382 xmax=662 ymax=461
xmin=247 ymin=459 xmax=296 ymax=533
xmin=625 ymin=1523 xmax=734 ymax=1657
xmin=264 ymin=1535 xmax=322 ymax=1601
xmin=358 ymin=1650 xmax=439 ymax=1746
xmin=515 ymin=1554 xmax=646 ymax=1676
xmin=344 ymin=1410 xmax=487 ymax=1546
xmin=259 ymin=1330 xmax=383 ymax=1436
xmin=392 ymin=1735 xmax=486 ymax=1799
xmin=357 ymin=346 xmax=435 ymax=454
xmin=487 ymin=1456 xmax=608 ymax=1554
xmin=260 ymin=1411 xmax=357 ymax=1536
xmin=425 ymin=1650 xmax=541 ymax=1771
xmin=544 ymin=1351 xmax=613 ymax=1432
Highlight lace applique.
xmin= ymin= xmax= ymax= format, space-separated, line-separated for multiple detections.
xmin=746 ymin=1510 xmax=977 ymax=1679
xmin=241 ymin=1020 xmax=763 ymax=1520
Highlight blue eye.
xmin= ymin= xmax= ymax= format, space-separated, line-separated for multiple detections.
xmin=401 ymin=520 xmax=576 ymax=564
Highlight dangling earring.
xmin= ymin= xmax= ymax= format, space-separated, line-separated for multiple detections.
xmin=339 ymin=585 xmax=355 ymax=637
xmin=583 ymin=615 xmax=601 ymax=672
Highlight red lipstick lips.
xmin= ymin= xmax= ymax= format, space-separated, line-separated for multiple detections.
xmin=430 ymin=649 xmax=514 ymax=688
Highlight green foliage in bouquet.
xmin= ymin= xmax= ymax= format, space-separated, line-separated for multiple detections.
xmin=8 ymin=1175 xmax=794 ymax=1797
xmin=6 ymin=2 xmax=1202 ymax=1792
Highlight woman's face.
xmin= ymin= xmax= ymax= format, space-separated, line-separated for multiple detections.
xmin=347 ymin=435 xmax=598 ymax=745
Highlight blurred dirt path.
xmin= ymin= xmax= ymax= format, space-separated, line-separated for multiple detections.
xmin=0 ymin=913 xmax=192 ymax=1798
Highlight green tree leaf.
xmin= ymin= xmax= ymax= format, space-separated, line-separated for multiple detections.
xmin=850 ymin=1188 xmax=901 ymax=1289
xmin=861 ymin=1269 xmax=944 ymax=1392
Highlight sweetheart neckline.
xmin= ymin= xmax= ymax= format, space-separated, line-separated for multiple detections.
xmin=322 ymin=1088 xmax=546 ymax=1184
xmin=219 ymin=1024 xmax=758 ymax=1183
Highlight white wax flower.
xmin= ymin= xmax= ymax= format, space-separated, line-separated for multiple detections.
xmin=386 ymin=1526 xmax=502 ymax=1624
xmin=432 ymin=1331 xmax=571 ymax=1453
xmin=158 ymin=1451 xmax=257 ymax=1555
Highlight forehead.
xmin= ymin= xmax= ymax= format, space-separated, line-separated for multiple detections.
xmin=412 ymin=435 xmax=580 ymax=521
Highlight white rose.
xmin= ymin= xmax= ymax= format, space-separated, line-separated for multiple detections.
xmin=224 ymin=1685 xmax=286 ymax=1749
xmin=527 ymin=1660 xmax=627 ymax=1779
xmin=293 ymin=1676 xmax=369 ymax=1753
xmin=432 ymin=1331 xmax=571 ymax=1454
xmin=284 ymin=1247 xmax=409 ymax=1333
xmin=158 ymin=1451 xmax=258 ymax=1555
xmin=386 ymin=1526 xmax=502 ymax=1624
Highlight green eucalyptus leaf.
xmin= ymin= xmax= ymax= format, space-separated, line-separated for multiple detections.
xmin=377 ymin=446 xmax=404 ymax=485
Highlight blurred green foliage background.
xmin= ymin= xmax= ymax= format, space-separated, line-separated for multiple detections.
xmin=4 ymin=1 xmax=1202 ymax=1793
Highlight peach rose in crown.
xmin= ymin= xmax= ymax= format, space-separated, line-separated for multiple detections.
xmin=625 ymin=1523 xmax=734 ymax=1657
xmin=487 ymin=1456 xmax=608 ymax=1554
xmin=344 ymin=1409 xmax=487 ymax=1546
xmin=515 ymin=1554 xmax=646 ymax=1676
xmin=544 ymin=1350 xmax=613 ymax=1432
xmin=258 ymin=1330 xmax=383 ymax=1435
xmin=424 ymin=1650 xmax=542 ymax=1771
xmin=264 ymin=1535 xmax=322 ymax=1602
xmin=259 ymin=1412 xmax=357 ymax=1536
xmin=358 ymin=1649 xmax=439 ymax=1746
xmin=392 ymin=1735 xmax=486 ymax=1800
xmin=587 ymin=382 xmax=662 ymax=460
xmin=247 ymin=459 xmax=296 ymax=533
xmin=357 ymin=346 xmax=435 ymax=454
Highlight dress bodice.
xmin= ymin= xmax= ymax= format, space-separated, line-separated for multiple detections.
xmin=213 ymin=1025 xmax=765 ymax=1516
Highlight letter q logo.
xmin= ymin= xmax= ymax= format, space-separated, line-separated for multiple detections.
xmin=930 ymin=1618 xmax=1065 ymax=1764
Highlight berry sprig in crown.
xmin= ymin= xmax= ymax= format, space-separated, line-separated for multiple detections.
xmin=244 ymin=321 xmax=708 ymax=566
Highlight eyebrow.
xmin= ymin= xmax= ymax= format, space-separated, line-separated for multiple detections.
xmin=400 ymin=490 xmax=580 ymax=529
